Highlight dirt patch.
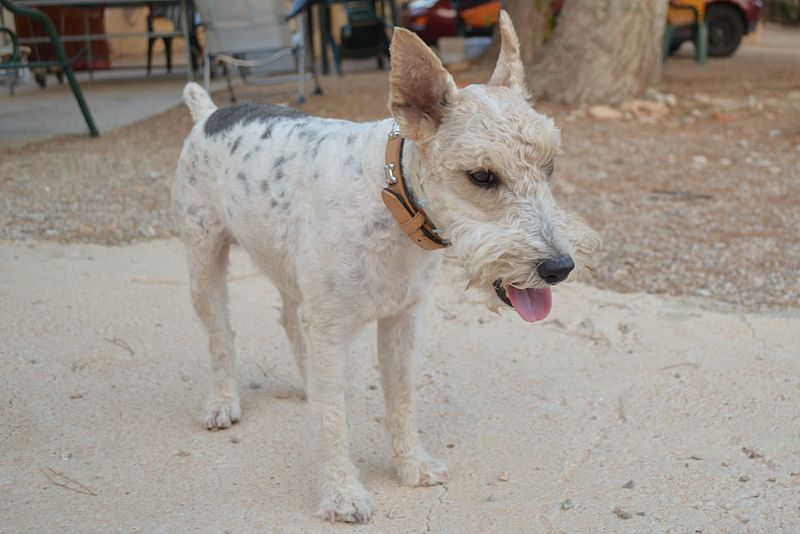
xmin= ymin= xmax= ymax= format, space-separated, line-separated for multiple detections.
xmin=1 ymin=26 xmax=798 ymax=311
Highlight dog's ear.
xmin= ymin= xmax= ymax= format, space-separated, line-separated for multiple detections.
xmin=389 ymin=28 xmax=458 ymax=141
xmin=488 ymin=11 xmax=529 ymax=97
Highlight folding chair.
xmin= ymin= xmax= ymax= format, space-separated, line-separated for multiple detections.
xmin=195 ymin=0 xmax=321 ymax=103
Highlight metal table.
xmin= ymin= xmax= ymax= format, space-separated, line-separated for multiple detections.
xmin=9 ymin=0 xmax=194 ymax=81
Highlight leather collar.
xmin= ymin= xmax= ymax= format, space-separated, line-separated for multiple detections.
xmin=380 ymin=124 xmax=450 ymax=251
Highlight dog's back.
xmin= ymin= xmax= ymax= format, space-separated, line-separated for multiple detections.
xmin=171 ymin=84 xmax=408 ymax=300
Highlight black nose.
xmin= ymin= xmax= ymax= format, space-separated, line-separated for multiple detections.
xmin=537 ymin=255 xmax=574 ymax=285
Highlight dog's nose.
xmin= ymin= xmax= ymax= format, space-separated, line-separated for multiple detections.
xmin=537 ymin=255 xmax=574 ymax=285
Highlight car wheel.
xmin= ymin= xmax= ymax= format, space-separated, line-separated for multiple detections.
xmin=706 ymin=4 xmax=745 ymax=57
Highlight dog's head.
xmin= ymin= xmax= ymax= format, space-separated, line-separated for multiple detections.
xmin=389 ymin=11 xmax=601 ymax=322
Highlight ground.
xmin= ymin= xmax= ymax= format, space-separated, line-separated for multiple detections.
xmin=2 ymin=27 xmax=798 ymax=311
xmin=1 ymin=240 xmax=798 ymax=532
xmin=1 ymin=23 xmax=799 ymax=533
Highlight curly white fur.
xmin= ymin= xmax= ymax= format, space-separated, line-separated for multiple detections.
xmin=171 ymin=11 xmax=599 ymax=523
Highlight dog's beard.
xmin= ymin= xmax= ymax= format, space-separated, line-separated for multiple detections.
xmin=447 ymin=210 xmax=601 ymax=321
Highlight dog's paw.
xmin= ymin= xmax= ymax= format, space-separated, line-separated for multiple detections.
xmin=315 ymin=483 xmax=375 ymax=523
xmin=397 ymin=454 xmax=449 ymax=487
xmin=204 ymin=395 xmax=241 ymax=430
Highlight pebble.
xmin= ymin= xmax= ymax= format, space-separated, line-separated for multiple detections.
xmin=719 ymin=158 xmax=731 ymax=166
xmin=692 ymin=155 xmax=707 ymax=166
xmin=614 ymin=506 xmax=632 ymax=520
xmin=768 ymin=129 xmax=782 ymax=138
xmin=622 ymin=480 xmax=635 ymax=489
xmin=588 ymin=105 xmax=622 ymax=120
xmin=561 ymin=498 xmax=574 ymax=510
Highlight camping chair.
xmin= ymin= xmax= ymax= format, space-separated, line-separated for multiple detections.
xmin=664 ymin=0 xmax=708 ymax=64
xmin=195 ymin=0 xmax=321 ymax=103
xmin=337 ymin=1 xmax=390 ymax=70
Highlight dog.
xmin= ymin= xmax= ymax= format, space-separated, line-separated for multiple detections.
xmin=171 ymin=11 xmax=600 ymax=523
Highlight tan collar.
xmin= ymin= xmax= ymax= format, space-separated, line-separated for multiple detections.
xmin=380 ymin=124 xmax=450 ymax=251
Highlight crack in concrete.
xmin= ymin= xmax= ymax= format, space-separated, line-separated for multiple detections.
xmin=425 ymin=483 xmax=448 ymax=533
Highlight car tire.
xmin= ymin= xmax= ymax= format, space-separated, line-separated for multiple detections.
xmin=706 ymin=4 xmax=745 ymax=57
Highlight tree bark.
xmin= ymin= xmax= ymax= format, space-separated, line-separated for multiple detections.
xmin=480 ymin=1 xmax=551 ymax=68
xmin=527 ymin=0 xmax=668 ymax=105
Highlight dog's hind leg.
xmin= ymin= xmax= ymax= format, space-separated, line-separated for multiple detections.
xmin=177 ymin=202 xmax=240 ymax=430
xmin=279 ymin=291 xmax=307 ymax=392
xmin=378 ymin=309 xmax=449 ymax=487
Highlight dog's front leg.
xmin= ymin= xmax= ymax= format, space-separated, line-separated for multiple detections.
xmin=304 ymin=320 xmax=375 ymax=523
xmin=378 ymin=311 xmax=449 ymax=487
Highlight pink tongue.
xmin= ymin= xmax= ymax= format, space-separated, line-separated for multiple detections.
xmin=505 ymin=287 xmax=552 ymax=322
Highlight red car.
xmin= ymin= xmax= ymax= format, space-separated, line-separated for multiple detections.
xmin=402 ymin=0 xmax=761 ymax=57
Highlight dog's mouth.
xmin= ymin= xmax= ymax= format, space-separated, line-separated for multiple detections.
xmin=493 ymin=281 xmax=552 ymax=323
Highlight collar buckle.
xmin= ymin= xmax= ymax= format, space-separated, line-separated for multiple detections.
xmin=384 ymin=163 xmax=398 ymax=185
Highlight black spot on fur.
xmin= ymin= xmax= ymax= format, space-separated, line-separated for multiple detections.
xmin=244 ymin=146 xmax=261 ymax=161
xmin=311 ymin=134 xmax=330 ymax=159
xmin=270 ymin=199 xmax=278 ymax=208
xmin=238 ymin=171 xmax=250 ymax=196
xmin=187 ymin=205 xmax=198 ymax=216
xmin=230 ymin=136 xmax=242 ymax=154
xmin=204 ymin=102 xmax=307 ymax=136
xmin=187 ymin=174 xmax=196 ymax=185
xmin=260 ymin=180 xmax=270 ymax=193
xmin=345 ymin=155 xmax=362 ymax=174
xmin=347 ymin=134 xmax=357 ymax=145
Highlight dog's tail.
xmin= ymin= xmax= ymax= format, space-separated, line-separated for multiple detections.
xmin=183 ymin=82 xmax=216 ymax=123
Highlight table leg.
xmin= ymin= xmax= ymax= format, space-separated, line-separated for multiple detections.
xmin=181 ymin=0 xmax=192 ymax=81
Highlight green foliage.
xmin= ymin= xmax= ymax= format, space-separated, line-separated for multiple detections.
xmin=763 ymin=0 xmax=800 ymax=24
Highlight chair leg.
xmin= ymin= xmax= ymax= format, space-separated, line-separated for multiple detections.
xmin=663 ymin=25 xmax=673 ymax=64
xmin=203 ymin=52 xmax=211 ymax=91
xmin=146 ymin=15 xmax=154 ymax=75
xmin=164 ymin=37 xmax=173 ymax=73
xmin=696 ymin=22 xmax=708 ymax=64
xmin=225 ymin=66 xmax=237 ymax=103
xmin=297 ymin=14 xmax=306 ymax=104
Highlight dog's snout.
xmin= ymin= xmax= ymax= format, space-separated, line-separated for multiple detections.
xmin=537 ymin=255 xmax=574 ymax=285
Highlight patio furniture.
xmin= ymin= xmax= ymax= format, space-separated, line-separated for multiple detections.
xmin=10 ymin=0 xmax=195 ymax=83
xmin=0 ymin=0 xmax=98 ymax=135
xmin=288 ymin=0 xmax=398 ymax=76
xmin=664 ymin=0 xmax=708 ymax=64
xmin=195 ymin=0 xmax=321 ymax=103
xmin=146 ymin=2 xmax=200 ymax=75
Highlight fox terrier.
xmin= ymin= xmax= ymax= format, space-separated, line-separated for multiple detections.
xmin=172 ymin=11 xmax=600 ymax=523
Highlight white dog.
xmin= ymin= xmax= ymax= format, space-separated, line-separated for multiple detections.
xmin=172 ymin=12 xmax=599 ymax=523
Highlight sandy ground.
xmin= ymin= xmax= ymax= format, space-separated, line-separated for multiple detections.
xmin=1 ymin=239 xmax=798 ymax=533
xmin=2 ymin=25 xmax=799 ymax=311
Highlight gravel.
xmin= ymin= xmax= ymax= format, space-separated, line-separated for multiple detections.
xmin=1 ymin=26 xmax=798 ymax=312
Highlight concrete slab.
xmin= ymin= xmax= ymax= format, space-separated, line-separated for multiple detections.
xmin=1 ymin=239 xmax=798 ymax=532
xmin=0 ymin=71 xmax=230 ymax=147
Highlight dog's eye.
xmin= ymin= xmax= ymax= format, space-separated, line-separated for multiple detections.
xmin=467 ymin=170 xmax=499 ymax=188
xmin=543 ymin=160 xmax=555 ymax=178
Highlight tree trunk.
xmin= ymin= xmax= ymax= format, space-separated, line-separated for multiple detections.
xmin=528 ymin=0 xmax=668 ymax=105
xmin=480 ymin=1 xmax=550 ymax=68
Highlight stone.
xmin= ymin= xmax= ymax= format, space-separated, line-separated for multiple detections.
xmin=588 ymin=105 xmax=622 ymax=120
